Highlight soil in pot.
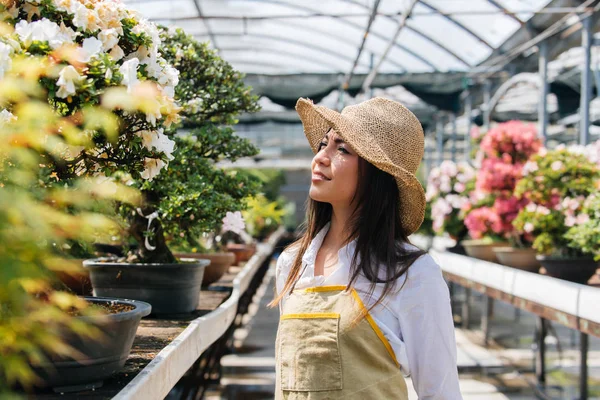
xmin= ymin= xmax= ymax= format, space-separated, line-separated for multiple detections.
xmin=536 ymin=255 xmax=599 ymax=284
xmin=494 ymin=247 xmax=540 ymax=273
xmin=461 ymin=240 xmax=508 ymax=263
xmin=32 ymin=297 xmax=151 ymax=393
xmin=83 ymin=258 xmax=209 ymax=315
xmin=174 ymin=252 xmax=235 ymax=287
xmin=226 ymin=243 xmax=256 ymax=265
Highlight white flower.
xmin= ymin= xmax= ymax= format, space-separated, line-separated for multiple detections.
xmin=56 ymin=65 xmax=83 ymax=98
xmin=98 ymin=28 xmax=119 ymax=51
xmin=440 ymin=160 xmax=458 ymax=177
xmin=0 ymin=109 xmax=16 ymax=128
xmin=71 ymin=2 xmax=101 ymax=32
xmin=0 ymin=42 xmax=13 ymax=79
xmin=76 ymin=37 xmax=103 ymax=63
xmin=137 ymin=129 xmax=176 ymax=160
xmin=109 ymin=45 xmax=125 ymax=61
xmin=15 ymin=19 xmax=72 ymax=49
xmin=522 ymin=161 xmax=539 ymax=175
xmin=536 ymin=205 xmax=551 ymax=216
xmin=576 ymin=213 xmax=590 ymax=225
xmin=141 ymin=157 xmax=167 ymax=181
xmin=551 ymin=161 xmax=564 ymax=171
xmin=119 ymin=58 xmax=140 ymax=92
xmin=222 ymin=211 xmax=246 ymax=235
xmin=565 ymin=215 xmax=577 ymax=227
xmin=453 ymin=182 xmax=466 ymax=193
xmin=524 ymin=222 xmax=534 ymax=233
xmin=525 ymin=203 xmax=537 ymax=213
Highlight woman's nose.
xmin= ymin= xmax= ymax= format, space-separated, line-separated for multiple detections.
xmin=314 ymin=147 xmax=331 ymax=166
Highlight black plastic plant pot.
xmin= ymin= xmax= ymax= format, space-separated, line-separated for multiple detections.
xmin=83 ymin=258 xmax=210 ymax=314
xmin=536 ymin=255 xmax=599 ymax=284
xmin=35 ymin=297 xmax=151 ymax=393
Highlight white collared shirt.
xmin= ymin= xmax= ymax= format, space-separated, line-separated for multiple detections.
xmin=275 ymin=223 xmax=463 ymax=399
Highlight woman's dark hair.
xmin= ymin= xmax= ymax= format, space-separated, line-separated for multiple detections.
xmin=270 ymin=156 xmax=426 ymax=311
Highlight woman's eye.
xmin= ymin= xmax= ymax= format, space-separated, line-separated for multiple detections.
xmin=318 ymin=142 xmax=327 ymax=150
xmin=338 ymin=147 xmax=349 ymax=154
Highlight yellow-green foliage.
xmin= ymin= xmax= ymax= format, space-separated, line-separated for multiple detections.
xmin=0 ymin=56 xmax=141 ymax=396
xmin=242 ymin=194 xmax=287 ymax=240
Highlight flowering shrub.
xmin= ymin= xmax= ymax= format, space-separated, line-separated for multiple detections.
xmin=0 ymin=55 xmax=141 ymax=396
xmin=513 ymin=148 xmax=600 ymax=256
xmin=143 ymin=27 xmax=262 ymax=255
xmin=565 ymin=192 xmax=600 ymax=260
xmin=480 ymin=121 xmax=541 ymax=162
xmin=425 ymin=160 xmax=475 ymax=238
xmin=464 ymin=121 xmax=542 ymax=243
xmin=3 ymin=0 xmax=180 ymax=182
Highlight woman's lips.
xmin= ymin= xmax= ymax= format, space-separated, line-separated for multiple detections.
xmin=311 ymin=172 xmax=331 ymax=182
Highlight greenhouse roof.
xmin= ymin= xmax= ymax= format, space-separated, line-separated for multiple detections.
xmin=124 ymin=0 xmax=599 ymax=111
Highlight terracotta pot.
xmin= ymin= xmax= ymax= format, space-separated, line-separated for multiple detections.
xmin=174 ymin=252 xmax=235 ymax=287
xmin=226 ymin=243 xmax=256 ymax=265
xmin=55 ymin=259 xmax=93 ymax=296
xmin=493 ymin=247 xmax=541 ymax=273
xmin=536 ymin=255 xmax=599 ymax=284
xmin=461 ymin=240 xmax=508 ymax=263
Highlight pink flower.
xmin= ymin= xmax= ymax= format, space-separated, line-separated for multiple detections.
xmin=524 ymin=222 xmax=534 ymax=233
xmin=454 ymin=182 xmax=466 ymax=193
xmin=576 ymin=213 xmax=590 ymax=225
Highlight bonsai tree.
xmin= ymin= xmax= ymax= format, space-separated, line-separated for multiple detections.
xmin=3 ymin=0 xmax=181 ymax=263
xmin=0 ymin=54 xmax=141 ymax=395
xmin=138 ymin=27 xmax=262 ymax=255
xmin=513 ymin=147 xmax=600 ymax=257
xmin=463 ymin=121 xmax=542 ymax=244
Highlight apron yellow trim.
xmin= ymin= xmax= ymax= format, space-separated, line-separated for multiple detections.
xmin=299 ymin=285 xmax=347 ymax=293
xmin=350 ymin=289 xmax=400 ymax=368
xmin=281 ymin=312 xmax=340 ymax=320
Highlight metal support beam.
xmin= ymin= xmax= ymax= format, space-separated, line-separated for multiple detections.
xmin=343 ymin=0 xmax=381 ymax=89
xmin=464 ymin=92 xmax=472 ymax=162
xmin=362 ymin=0 xmax=418 ymax=92
xmin=482 ymin=296 xmax=493 ymax=347
xmin=538 ymin=40 xmax=549 ymax=140
xmin=483 ymin=80 xmax=492 ymax=131
xmin=462 ymin=288 xmax=471 ymax=329
xmin=581 ymin=332 xmax=589 ymax=400
xmin=580 ymin=13 xmax=592 ymax=145
xmin=192 ymin=0 xmax=219 ymax=51
xmin=451 ymin=113 xmax=457 ymax=162
xmin=536 ymin=317 xmax=547 ymax=385
xmin=436 ymin=114 xmax=444 ymax=165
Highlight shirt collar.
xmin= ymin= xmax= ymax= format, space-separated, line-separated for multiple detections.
xmin=301 ymin=222 xmax=359 ymax=267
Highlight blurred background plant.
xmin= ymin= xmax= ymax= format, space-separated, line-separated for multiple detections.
xmin=565 ymin=191 xmax=600 ymax=260
xmin=513 ymin=147 xmax=600 ymax=256
xmin=0 ymin=52 xmax=141 ymax=396
xmin=425 ymin=160 xmax=475 ymax=240
xmin=463 ymin=121 xmax=542 ymax=245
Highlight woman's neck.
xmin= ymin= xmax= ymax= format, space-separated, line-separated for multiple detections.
xmin=326 ymin=204 xmax=354 ymax=248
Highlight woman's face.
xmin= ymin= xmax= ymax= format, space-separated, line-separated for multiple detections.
xmin=309 ymin=130 xmax=359 ymax=209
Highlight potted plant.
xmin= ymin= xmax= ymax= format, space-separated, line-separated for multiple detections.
xmin=0 ymin=44 xmax=149 ymax=395
xmin=513 ymin=146 xmax=600 ymax=283
xmin=144 ymin=27 xmax=262 ymax=283
xmin=425 ymin=160 xmax=476 ymax=253
xmin=462 ymin=121 xmax=542 ymax=264
xmin=566 ymin=191 xmax=600 ymax=276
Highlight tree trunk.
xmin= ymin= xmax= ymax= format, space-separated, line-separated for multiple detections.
xmin=129 ymin=191 xmax=177 ymax=264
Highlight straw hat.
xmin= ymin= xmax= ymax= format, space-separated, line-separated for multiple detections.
xmin=296 ymin=97 xmax=425 ymax=235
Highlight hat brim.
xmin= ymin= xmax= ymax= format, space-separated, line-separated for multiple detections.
xmin=296 ymin=98 xmax=425 ymax=235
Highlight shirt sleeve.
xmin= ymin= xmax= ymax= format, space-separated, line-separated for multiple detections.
xmin=275 ymin=250 xmax=292 ymax=314
xmin=395 ymin=255 xmax=463 ymax=399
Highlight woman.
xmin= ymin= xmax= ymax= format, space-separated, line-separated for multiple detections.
xmin=271 ymin=97 xmax=462 ymax=399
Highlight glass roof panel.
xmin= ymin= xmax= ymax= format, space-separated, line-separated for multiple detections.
xmin=123 ymin=0 xmax=559 ymax=75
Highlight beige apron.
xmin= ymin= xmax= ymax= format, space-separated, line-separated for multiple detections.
xmin=275 ymin=285 xmax=409 ymax=400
